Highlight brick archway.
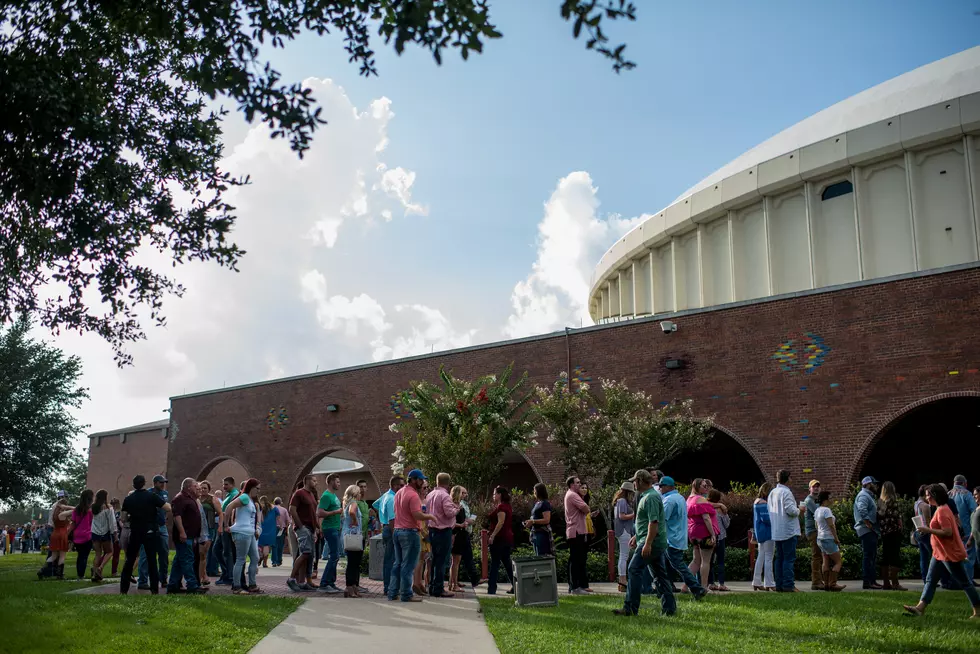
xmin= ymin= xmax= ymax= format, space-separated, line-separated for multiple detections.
xmin=196 ymin=455 xmax=250 ymax=482
xmin=847 ymin=391 xmax=980 ymax=487
xmin=293 ymin=447 xmax=384 ymax=499
xmin=660 ymin=421 xmax=768 ymax=490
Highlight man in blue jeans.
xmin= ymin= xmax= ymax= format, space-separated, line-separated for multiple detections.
xmin=388 ymin=469 xmax=434 ymax=602
xmin=167 ymin=478 xmax=207 ymax=594
xmin=317 ymin=473 xmax=344 ymax=594
xmin=659 ymin=477 xmax=707 ymax=599
xmin=216 ymin=477 xmax=240 ymax=585
xmin=853 ymin=476 xmax=883 ymax=589
xmin=768 ymin=469 xmax=801 ymax=592
xmin=138 ymin=475 xmax=170 ymax=590
xmin=949 ymin=475 xmax=978 ymax=582
xmin=373 ymin=475 xmax=404 ymax=596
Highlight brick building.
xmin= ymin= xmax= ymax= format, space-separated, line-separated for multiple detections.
xmin=86 ymin=419 xmax=170 ymax=500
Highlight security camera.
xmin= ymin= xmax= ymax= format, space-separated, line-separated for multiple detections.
xmin=660 ymin=321 xmax=677 ymax=334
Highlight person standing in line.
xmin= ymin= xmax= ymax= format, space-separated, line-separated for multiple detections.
xmin=316 ymin=473 xmax=344 ymax=594
xmin=356 ymin=479 xmax=371 ymax=555
xmin=487 ymin=485 xmax=516 ymax=596
xmin=373 ymin=475 xmax=404 ymax=597
xmin=341 ymin=484 xmax=365 ymax=597
xmin=119 ymin=475 xmax=171 ymax=594
xmin=225 ymin=477 xmax=263 ymax=595
xmin=612 ymin=482 xmax=635 ymax=592
xmin=752 ymin=483 xmax=776 ymax=591
xmin=199 ymin=482 xmax=221 ymax=580
xmin=167 ymin=478 xmax=207 ymax=594
xmin=813 ymin=490 xmax=846 ymax=591
xmin=110 ymin=498 xmax=124 ymax=577
xmin=425 ymin=472 xmax=459 ymax=598
xmin=949 ymin=475 xmax=978 ymax=583
xmin=904 ymin=484 xmax=980 ymax=618
xmin=853 ymin=475 xmax=883 ymax=590
xmin=877 ymin=481 xmax=906 ymax=591
xmin=272 ymin=497 xmax=288 ymax=567
xmin=70 ymin=489 xmax=95 ymax=579
xmin=707 ymin=488 xmax=730 ymax=592
xmin=659 ymin=476 xmax=708 ymax=600
xmin=215 ymin=477 xmax=240 ymax=586
xmin=88 ymin=489 xmax=117 ymax=582
xmin=415 ymin=479 xmax=432 ymax=596
xmin=525 ymin=483 xmax=554 ymax=557
xmin=913 ymin=485 xmax=933 ymax=583
xmin=286 ymin=475 xmax=318 ymax=592
xmin=613 ymin=470 xmax=676 ymax=617
xmin=685 ymin=478 xmax=717 ymax=592
xmin=564 ymin=476 xmax=592 ymax=594
xmin=38 ymin=496 xmax=73 ymax=580
xmin=388 ymin=469 xmax=434 ymax=602
xmin=450 ymin=485 xmax=480 ymax=592
xmin=970 ymin=488 xmax=980 ymax=577
xmin=803 ymin=480 xmax=825 ymax=590
xmin=137 ymin=475 xmax=170 ymax=590
xmin=768 ymin=469 xmax=801 ymax=593
xmin=257 ymin=496 xmax=277 ymax=568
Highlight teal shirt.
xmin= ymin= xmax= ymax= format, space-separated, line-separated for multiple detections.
xmin=635 ymin=488 xmax=668 ymax=551
xmin=221 ymin=488 xmax=240 ymax=511
xmin=318 ymin=490 xmax=342 ymax=531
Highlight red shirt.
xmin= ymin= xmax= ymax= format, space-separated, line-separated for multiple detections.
xmin=172 ymin=492 xmax=202 ymax=539
xmin=394 ymin=486 xmax=422 ymax=530
xmin=490 ymin=503 xmax=513 ymax=546
xmin=289 ymin=488 xmax=317 ymax=530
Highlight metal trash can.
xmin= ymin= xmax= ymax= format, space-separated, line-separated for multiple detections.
xmin=512 ymin=556 xmax=558 ymax=607
xmin=368 ymin=534 xmax=385 ymax=581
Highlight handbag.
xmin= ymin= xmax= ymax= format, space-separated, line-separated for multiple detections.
xmin=343 ymin=530 xmax=363 ymax=551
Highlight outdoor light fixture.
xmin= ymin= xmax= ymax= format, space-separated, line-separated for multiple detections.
xmin=665 ymin=359 xmax=685 ymax=370
xmin=326 ymin=404 xmax=340 ymax=412
xmin=660 ymin=321 xmax=677 ymax=334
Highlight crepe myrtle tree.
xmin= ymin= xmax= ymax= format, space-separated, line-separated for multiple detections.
xmin=391 ymin=364 xmax=538 ymax=499
xmin=0 ymin=0 xmax=637 ymax=365
xmin=534 ymin=374 xmax=713 ymax=524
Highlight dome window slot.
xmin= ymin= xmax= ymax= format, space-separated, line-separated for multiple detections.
xmin=821 ymin=180 xmax=853 ymax=201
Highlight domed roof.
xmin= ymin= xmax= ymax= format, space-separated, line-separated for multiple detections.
xmin=677 ymin=46 xmax=980 ymax=201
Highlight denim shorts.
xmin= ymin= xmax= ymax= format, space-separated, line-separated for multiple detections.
xmin=818 ymin=538 xmax=839 ymax=555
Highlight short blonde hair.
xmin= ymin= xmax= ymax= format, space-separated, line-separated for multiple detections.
xmin=437 ymin=472 xmax=451 ymax=487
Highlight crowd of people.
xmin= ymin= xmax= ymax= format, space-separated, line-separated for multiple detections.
xmin=17 ymin=464 xmax=980 ymax=620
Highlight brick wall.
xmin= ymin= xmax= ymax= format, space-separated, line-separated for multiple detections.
xmin=87 ymin=427 xmax=169 ymax=500
xmin=167 ymin=266 xmax=980 ymax=501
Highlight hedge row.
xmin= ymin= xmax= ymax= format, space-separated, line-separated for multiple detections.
xmin=356 ymin=543 xmax=924 ymax=583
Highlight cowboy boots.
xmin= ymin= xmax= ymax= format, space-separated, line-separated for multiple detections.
xmin=890 ymin=566 xmax=907 ymax=591
xmin=825 ymin=569 xmax=846 ymax=592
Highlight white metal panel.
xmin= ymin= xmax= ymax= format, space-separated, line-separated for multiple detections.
xmin=809 ymin=175 xmax=860 ymax=287
xmin=691 ymin=183 xmax=725 ymax=222
xmin=801 ymin=135 xmax=847 ymax=180
xmin=633 ymin=255 xmax=652 ymax=315
xmin=758 ymin=150 xmax=802 ymax=195
xmin=608 ymin=278 xmax=620 ymax=317
xmin=722 ymin=166 xmax=760 ymax=209
xmin=910 ymin=141 xmax=977 ymax=269
xmin=700 ymin=216 xmax=733 ymax=306
xmin=664 ymin=197 xmax=695 ymax=236
xmin=901 ymin=99 xmax=964 ymax=149
xmin=856 ymin=156 xmax=916 ymax=278
xmin=767 ymin=188 xmax=811 ymax=294
xmin=847 ymin=117 xmax=903 ymax=165
xmin=674 ymin=231 xmax=701 ymax=310
xmin=652 ymin=243 xmax=674 ymax=314
xmin=731 ymin=202 xmax=769 ymax=300
xmin=960 ymin=92 xmax=980 ymax=133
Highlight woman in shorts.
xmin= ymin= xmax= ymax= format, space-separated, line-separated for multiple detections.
xmin=813 ymin=490 xmax=846 ymax=591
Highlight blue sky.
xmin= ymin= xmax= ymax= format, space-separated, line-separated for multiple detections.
xmin=64 ymin=1 xmax=980 ymax=435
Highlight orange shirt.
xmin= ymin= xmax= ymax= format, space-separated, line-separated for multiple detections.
xmin=931 ymin=504 xmax=967 ymax=562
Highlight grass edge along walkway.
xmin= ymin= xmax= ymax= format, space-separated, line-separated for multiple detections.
xmin=480 ymin=591 xmax=980 ymax=654
xmin=0 ymin=553 xmax=301 ymax=653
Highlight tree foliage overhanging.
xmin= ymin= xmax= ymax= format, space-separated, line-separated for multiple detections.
xmin=0 ymin=0 xmax=636 ymax=365
xmin=392 ymin=363 xmax=538 ymax=499
xmin=0 ymin=318 xmax=89 ymax=505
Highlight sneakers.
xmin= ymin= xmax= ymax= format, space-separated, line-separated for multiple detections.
xmin=318 ymin=584 xmax=341 ymax=594
xmin=286 ymin=579 xmax=302 ymax=592
xmin=137 ymin=584 xmax=151 ymax=591
xmin=571 ymin=588 xmax=589 ymax=595
xmin=299 ymin=582 xmax=317 ymax=591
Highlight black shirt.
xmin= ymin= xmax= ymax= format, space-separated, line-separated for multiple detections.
xmin=531 ymin=500 xmax=552 ymax=533
xmin=123 ymin=489 xmax=166 ymax=534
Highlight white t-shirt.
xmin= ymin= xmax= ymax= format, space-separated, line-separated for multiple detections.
xmin=814 ymin=506 xmax=835 ymax=540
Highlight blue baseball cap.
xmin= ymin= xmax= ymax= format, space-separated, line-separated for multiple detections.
xmin=659 ymin=476 xmax=676 ymax=487
xmin=407 ymin=469 xmax=427 ymax=481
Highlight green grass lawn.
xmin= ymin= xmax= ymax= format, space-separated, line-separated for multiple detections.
xmin=0 ymin=553 xmax=301 ymax=653
xmin=481 ymin=590 xmax=980 ymax=653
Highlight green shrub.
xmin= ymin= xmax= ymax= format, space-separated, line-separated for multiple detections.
xmin=719 ymin=544 xmax=921 ymax=581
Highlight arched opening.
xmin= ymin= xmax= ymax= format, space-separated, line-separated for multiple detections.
xmin=197 ymin=456 xmax=250 ymax=495
xmin=858 ymin=395 xmax=980 ymax=497
xmin=294 ymin=449 xmax=383 ymax=505
xmin=497 ymin=448 xmax=542 ymax=494
xmin=659 ymin=427 xmax=766 ymax=491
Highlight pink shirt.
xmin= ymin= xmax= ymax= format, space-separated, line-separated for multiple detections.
xmin=686 ymin=495 xmax=719 ymax=540
xmin=425 ymin=486 xmax=458 ymax=530
xmin=71 ymin=509 xmax=93 ymax=544
xmin=564 ymin=490 xmax=589 ymax=538
xmin=275 ymin=505 xmax=289 ymax=529
xmin=393 ymin=485 xmax=422 ymax=531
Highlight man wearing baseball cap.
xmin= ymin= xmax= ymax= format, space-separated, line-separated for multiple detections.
xmin=853 ymin=475 xmax=882 ymax=589
xmin=803 ymin=480 xmax=824 ymax=590
xmin=613 ymin=469 xmax=675 ymax=617
xmin=388 ymin=470 xmax=435 ymax=602
xmin=137 ymin=474 xmax=170 ymax=590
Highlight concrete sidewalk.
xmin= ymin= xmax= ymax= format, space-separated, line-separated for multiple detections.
xmin=250 ymin=587 xmax=498 ymax=654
